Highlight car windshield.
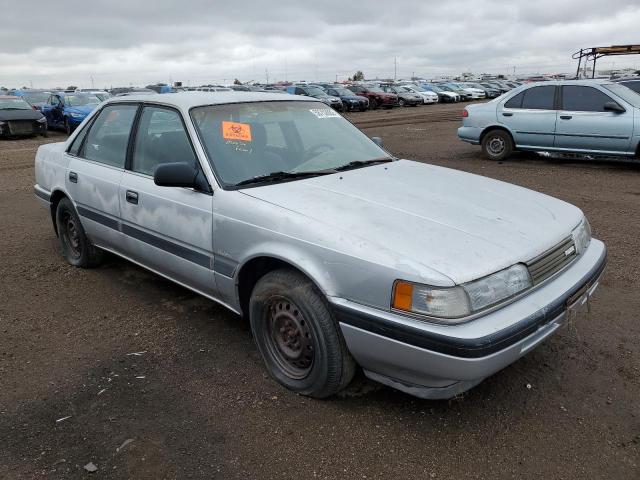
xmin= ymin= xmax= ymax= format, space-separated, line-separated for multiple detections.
xmin=191 ymin=101 xmax=391 ymax=187
xmin=438 ymin=85 xmax=454 ymax=92
xmin=333 ymin=88 xmax=353 ymax=96
xmin=0 ymin=97 xmax=32 ymax=110
xmin=304 ymin=87 xmax=326 ymax=96
xmin=23 ymin=92 xmax=50 ymax=103
xmin=406 ymin=85 xmax=424 ymax=92
xmin=603 ymin=83 xmax=640 ymax=108
xmin=366 ymin=86 xmax=384 ymax=93
xmin=65 ymin=94 xmax=101 ymax=106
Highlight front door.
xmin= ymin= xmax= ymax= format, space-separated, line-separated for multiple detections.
xmin=118 ymin=105 xmax=215 ymax=296
xmin=499 ymin=85 xmax=557 ymax=149
xmin=554 ymin=85 xmax=633 ymax=154
xmin=66 ymin=103 xmax=139 ymax=251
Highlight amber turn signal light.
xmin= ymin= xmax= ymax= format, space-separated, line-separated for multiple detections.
xmin=392 ymin=281 xmax=413 ymax=311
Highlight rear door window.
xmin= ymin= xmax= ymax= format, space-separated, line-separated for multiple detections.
xmin=81 ymin=104 xmax=138 ymax=168
xmin=504 ymin=91 xmax=524 ymax=108
xmin=521 ymin=86 xmax=555 ymax=110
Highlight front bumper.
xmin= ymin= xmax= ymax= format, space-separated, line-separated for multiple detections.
xmin=332 ymin=239 xmax=606 ymax=399
xmin=0 ymin=119 xmax=47 ymax=137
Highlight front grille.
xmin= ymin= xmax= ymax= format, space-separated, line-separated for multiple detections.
xmin=8 ymin=120 xmax=35 ymax=135
xmin=527 ymin=237 xmax=577 ymax=285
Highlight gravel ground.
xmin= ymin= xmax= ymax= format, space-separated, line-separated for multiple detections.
xmin=1 ymin=103 xmax=638 ymax=479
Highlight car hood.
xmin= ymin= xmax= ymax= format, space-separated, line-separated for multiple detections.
xmin=0 ymin=108 xmax=44 ymax=121
xmin=241 ymin=160 xmax=583 ymax=284
xmin=65 ymin=105 xmax=96 ymax=115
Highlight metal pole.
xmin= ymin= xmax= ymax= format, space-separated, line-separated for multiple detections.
xmin=592 ymin=56 xmax=597 ymax=78
xmin=576 ymin=49 xmax=582 ymax=78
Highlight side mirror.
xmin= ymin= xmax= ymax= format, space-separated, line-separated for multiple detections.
xmin=154 ymin=162 xmax=198 ymax=188
xmin=371 ymin=136 xmax=383 ymax=147
xmin=604 ymin=101 xmax=625 ymax=113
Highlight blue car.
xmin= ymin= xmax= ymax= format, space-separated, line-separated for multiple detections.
xmin=41 ymin=92 xmax=101 ymax=134
xmin=458 ymin=79 xmax=640 ymax=161
xmin=324 ymin=86 xmax=369 ymax=111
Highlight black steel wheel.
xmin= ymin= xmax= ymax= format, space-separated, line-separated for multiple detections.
xmin=55 ymin=197 xmax=104 ymax=268
xmin=264 ymin=296 xmax=314 ymax=379
xmin=250 ymin=269 xmax=356 ymax=398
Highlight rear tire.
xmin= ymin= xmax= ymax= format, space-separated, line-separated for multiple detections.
xmin=481 ymin=129 xmax=514 ymax=161
xmin=369 ymin=98 xmax=378 ymax=110
xmin=249 ymin=269 xmax=356 ymax=398
xmin=63 ymin=118 xmax=71 ymax=135
xmin=55 ymin=197 xmax=104 ymax=268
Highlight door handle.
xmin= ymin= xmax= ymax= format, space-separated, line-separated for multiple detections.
xmin=560 ymin=115 xmax=572 ymax=120
xmin=502 ymin=112 xmax=513 ymax=117
xmin=125 ymin=190 xmax=138 ymax=205
xmin=68 ymin=171 xmax=78 ymax=183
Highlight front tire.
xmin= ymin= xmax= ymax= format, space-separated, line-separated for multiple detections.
xmin=369 ymin=98 xmax=378 ymax=110
xmin=249 ymin=269 xmax=356 ymax=398
xmin=55 ymin=198 xmax=104 ymax=268
xmin=63 ymin=118 xmax=72 ymax=135
xmin=481 ymin=129 xmax=514 ymax=161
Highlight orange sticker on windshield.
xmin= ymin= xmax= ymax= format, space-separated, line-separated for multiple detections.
xmin=222 ymin=121 xmax=252 ymax=142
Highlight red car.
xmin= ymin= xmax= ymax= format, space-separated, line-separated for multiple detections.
xmin=347 ymin=85 xmax=398 ymax=109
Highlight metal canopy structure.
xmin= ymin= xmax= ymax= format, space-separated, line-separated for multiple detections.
xmin=573 ymin=44 xmax=640 ymax=78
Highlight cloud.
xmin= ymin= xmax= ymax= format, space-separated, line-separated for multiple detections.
xmin=1 ymin=0 xmax=639 ymax=88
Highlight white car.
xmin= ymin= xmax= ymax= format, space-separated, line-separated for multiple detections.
xmin=401 ymin=84 xmax=439 ymax=104
xmin=451 ymin=82 xmax=486 ymax=99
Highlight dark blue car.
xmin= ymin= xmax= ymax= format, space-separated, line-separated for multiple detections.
xmin=324 ymin=86 xmax=369 ymax=111
xmin=41 ymin=92 xmax=101 ymax=134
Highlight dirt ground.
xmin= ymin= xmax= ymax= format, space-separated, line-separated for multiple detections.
xmin=1 ymin=102 xmax=638 ymax=479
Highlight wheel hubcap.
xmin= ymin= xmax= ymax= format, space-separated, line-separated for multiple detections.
xmin=266 ymin=298 xmax=314 ymax=379
xmin=487 ymin=136 xmax=505 ymax=155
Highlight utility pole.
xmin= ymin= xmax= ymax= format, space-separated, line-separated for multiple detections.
xmin=265 ymin=69 xmax=269 ymax=85
xmin=90 ymin=75 xmax=94 ymax=89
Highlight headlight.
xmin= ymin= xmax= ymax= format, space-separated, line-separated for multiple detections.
xmin=69 ymin=112 xmax=84 ymax=118
xmin=571 ymin=216 xmax=591 ymax=254
xmin=392 ymin=264 xmax=532 ymax=322
xmin=37 ymin=117 xmax=47 ymax=123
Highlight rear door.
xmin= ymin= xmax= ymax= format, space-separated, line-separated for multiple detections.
xmin=499 ymin=85 xmax=557 ymax=149
xmin=118 ymin=104 xmax=215 ymax=296
xmin=554 ymin=85 xmax=633 ymax=154
xmin=66 ymin=103 xmax=139 ymax=251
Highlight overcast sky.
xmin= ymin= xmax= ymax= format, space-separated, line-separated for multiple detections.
xmin=2 ymin=0 xmax=640 ymax=88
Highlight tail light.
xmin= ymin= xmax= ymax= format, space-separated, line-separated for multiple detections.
xmin=462 ymin=109 xmax=469 ymax=118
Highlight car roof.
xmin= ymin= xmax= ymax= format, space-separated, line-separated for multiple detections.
xmin=0 ymin=95 xmax=22 ymax=99
xmin=102 ymin=91 xmax=315 ymax=109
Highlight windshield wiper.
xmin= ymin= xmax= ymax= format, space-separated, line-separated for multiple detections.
xmin=334 ymin=157 xmax=394 ymax=172
xmin=234 ymin=169 xmax=336 ymax=187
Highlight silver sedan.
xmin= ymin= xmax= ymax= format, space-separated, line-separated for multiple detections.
xmin=34 ymin=92 xmax=606 ymax=399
